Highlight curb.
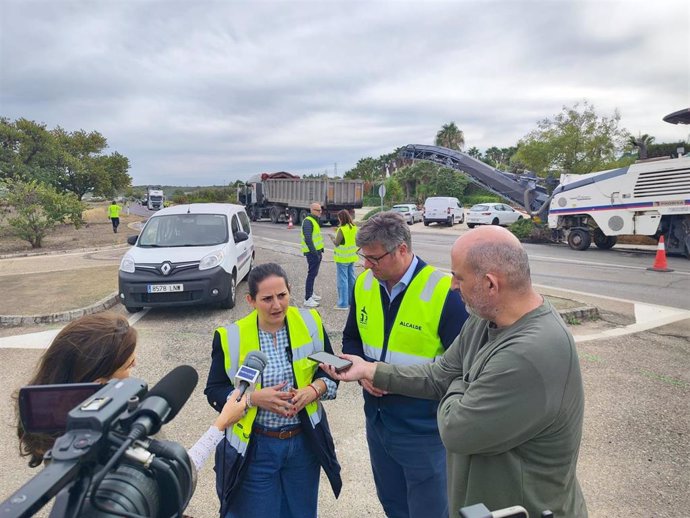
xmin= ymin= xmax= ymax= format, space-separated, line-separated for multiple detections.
xmin=0 ymin=292 xmax=120 ymax=328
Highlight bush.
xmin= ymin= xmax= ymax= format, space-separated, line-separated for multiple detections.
xmin=509 ymin=219 xmax=552 ymax=243
xmin=0 ymin=180 xmax=84 ymax=248
xmin=463 ymin=194 xmax=503 ymax=206
xmin=363 ymin=206 xmax=391 ymax=220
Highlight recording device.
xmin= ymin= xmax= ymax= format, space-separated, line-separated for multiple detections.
xmin=18 ymin=383 xmax=101 ymax=433
xmin=234 ymin=350 xmax=268 ymax=402
xmin=459 ymin=503 xmax=553 ymax=518
xmin=2 ymin=365 xmax=199 ymax=518
xmin=307 ymin=351 xmax=353 ymax=373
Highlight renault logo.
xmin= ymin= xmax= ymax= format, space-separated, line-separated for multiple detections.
xmin=160 ymin=262 xmax=172 ymax=276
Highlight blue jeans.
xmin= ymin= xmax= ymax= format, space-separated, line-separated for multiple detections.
xmin=366 ymin=416 xmax=448 ymax=518
xmin=335 ymin=262 xmax=355 ymax=307
xmin=304 ymin=252 xmax=322 ymax=300
xmin=226 ymin=430 xmax=320 ymax=518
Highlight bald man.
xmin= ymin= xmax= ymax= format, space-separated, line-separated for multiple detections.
xmin=300 ymin=202 xmax=325 ymax=307
xmin=326 ymin=226 xmax=588 ymax=518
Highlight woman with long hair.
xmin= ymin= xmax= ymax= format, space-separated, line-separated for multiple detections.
xmin=329 ymin=209 xmax=358 ymax=310
xmin=205 ymin=262 xmax=342 ymax=518
xmin=17 ymin=312 xmax=246 ymax=470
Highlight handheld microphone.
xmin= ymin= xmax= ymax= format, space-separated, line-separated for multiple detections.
xmin=234 ymin=351 xmax=268 ymax=402
xmin=125 ymin=365 xmax=199 ymax=440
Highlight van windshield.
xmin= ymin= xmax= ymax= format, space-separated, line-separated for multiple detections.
xmin=138 ymin=214 xmax=228 ymax=247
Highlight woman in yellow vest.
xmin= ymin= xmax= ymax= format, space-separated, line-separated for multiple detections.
xmin=205 ymin=262 xmax=342 ymax=518
xmin=329 ymin=210 xmax=358 ymax=310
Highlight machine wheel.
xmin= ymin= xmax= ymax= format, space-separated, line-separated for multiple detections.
xmin=491 ymin=217 xmax=500 ymax=225
xmin=467 ymin=223 xmax=476 ymax=229
xmin=125 ymin=306 xmax=143 ymax=314
xmin=219 ymin=273 xmax=237 ymax=309
xmin=269 ymin=207 xmax=280 ymax=224
xmin=567 ymin=229 xmax=592 ymax=251
xmin=299 ymin=209 xmax=310 ymax=224
xmin=592 ymin=229 xmax=617 ymax=249
xmin=288 ymin=208 xmax=299 ymax=225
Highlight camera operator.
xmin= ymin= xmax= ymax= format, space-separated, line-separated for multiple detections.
xmin=15 ymin=312 xmax=247 ymax=472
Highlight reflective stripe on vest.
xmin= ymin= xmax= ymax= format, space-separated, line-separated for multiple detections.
xmin=301 ymin=215 xmax=324 ymax=252
xmin=354 ymin=266 xmax=448 ymax=365
xmin=333 ymin=224 xmax=358 ymax=264
xmin=215 ymin=306 xmax=327 ymax=454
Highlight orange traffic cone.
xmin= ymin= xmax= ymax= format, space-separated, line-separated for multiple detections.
xmin=287 ymin=215 xmax=294 ymax=230
xmin=647 ymin=235 xmax=673 ymax=272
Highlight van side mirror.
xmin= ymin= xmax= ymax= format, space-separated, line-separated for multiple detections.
xmin=234 ymin=230 xmax=249 ymax=243
xmin=127 ymin=235 xmax=138 ymax=245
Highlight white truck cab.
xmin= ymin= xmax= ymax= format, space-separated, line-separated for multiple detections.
xmin=118 ymin=203 xmax=254 ymax=312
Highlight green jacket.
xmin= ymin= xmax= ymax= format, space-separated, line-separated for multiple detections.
xmin=373 ymin=300 xmax=587 ymax=518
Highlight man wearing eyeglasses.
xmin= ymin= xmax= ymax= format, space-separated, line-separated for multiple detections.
xmin=300 ymin=202 xmax=325 ymax=308
xmin=342 ymin=211 xmax=468 ymax=518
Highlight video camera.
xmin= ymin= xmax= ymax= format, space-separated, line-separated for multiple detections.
xmin=1 ymin=365 xmax=199 ymax=518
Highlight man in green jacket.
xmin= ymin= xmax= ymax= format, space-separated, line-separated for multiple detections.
xmin=326 ymin=226 xmax=588 ymax=518
xmin=108 ymin=200 xmax=122 ymax=233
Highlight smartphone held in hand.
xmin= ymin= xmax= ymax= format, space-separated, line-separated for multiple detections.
xmin=307 ymin=351 xmax=353 ymax=373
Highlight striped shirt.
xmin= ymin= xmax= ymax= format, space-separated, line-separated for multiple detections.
xmin=255 ymin=326 xmax=336 ymax=429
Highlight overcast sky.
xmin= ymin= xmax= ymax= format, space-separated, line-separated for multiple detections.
xmin=1 ymin=0 xmax=688 ymax=186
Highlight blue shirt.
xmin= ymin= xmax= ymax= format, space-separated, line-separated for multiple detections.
xmin=255 ymin=327 xmax=336 ymax=429
xmin=381 ymin=255 xmax=419 ymax=302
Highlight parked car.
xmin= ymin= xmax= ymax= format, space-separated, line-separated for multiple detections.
xmin=118 ymin=203 xmax=254 ymax=313
xmin=423 ymin=196 xmax=465 ymax=226
xmin=392 ymin=203 xmax=423 ymax=225
xmin=466 ymin=203 xmax=526 ymax=228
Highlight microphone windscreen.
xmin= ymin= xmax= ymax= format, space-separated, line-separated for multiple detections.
xmin=244 ymin=350 xmax=268 ymax=372
xmin=146 ymin=365 xmax=198 ymax=422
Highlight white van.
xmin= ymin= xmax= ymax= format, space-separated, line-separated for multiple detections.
xmin=118 ymin=203 xmax=254 ymax=312
xmin=423 ymin=196 xmax=465 ymax=226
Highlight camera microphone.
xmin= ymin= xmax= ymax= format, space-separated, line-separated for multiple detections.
xmin=234 ymin=350 xmax=268 ymax=401
xmin=125 ymin=365 xmax=199 ymax=440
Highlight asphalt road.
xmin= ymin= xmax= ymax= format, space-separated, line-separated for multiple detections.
xmin=253 ymin=221 xmax=690 ymax=310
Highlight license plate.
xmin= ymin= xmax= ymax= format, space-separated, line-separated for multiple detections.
xmin=147 ymin=284 xmax=184 ymax=293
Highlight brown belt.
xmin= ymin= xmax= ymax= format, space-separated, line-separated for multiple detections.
xmin=253 ymin=426 xmax=302 ymax=440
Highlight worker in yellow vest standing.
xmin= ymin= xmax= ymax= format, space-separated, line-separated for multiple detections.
xmin=342 ymin=211 xmax=469 ymax=518
xmin=330 ymin=209 xmax=358 ymax=310
xmin=300 ymin=202 xmax=324 ymax=308
xmin=108 ymin=200 xmax=122 ymax=233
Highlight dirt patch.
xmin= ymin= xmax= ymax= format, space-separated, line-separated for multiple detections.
xmin=0 ymin=202 xmax=143 ymax=255
xmin=0 ymin=266 xmax=119 ymax=314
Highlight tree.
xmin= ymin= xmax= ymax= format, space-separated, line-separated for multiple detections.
xmin=628 ymin=134 xmax=655 ymax=160
xmin=512 ymin=101 xmax=631 ymax=176
xmin=467 ymin=146 xmax=482 ymax=159
xmin=0 ymin=118 xmax=58 ymax=183
xmin=435 ymin=122 xmax=465 ymax=151
xmin=51 ymin=127 xmax=132 ymax=200
xmin=0 ymin=179 xmax=84 ymax=248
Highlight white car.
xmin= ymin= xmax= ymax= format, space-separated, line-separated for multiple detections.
xmin=466 ymin=203 xmax=526 ymax=228
xmin=392 ymin=203 xmax=423 ymax=225
xmin=118 ymin=203 xmax=255 ymax=312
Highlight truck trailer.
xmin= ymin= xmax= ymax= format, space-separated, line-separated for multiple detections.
xmin=400 ymin=107 xmax=690 ymax=257
xmin=239 ymin=172 xmax=364 ymax=225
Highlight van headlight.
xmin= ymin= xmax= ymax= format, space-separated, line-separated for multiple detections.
xmin=200 ymin=250 xmax=224 ymax=271
xmin=120 ymin=255 xmax=136 ymax=273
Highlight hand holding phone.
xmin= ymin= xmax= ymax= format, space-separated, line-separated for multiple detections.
xmin=307 ymin=351 xmax=353 ymax=373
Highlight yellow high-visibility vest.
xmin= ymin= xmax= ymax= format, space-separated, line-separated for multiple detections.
xmin=334 ymin=224 xmax=358 ymax=264
xmin=301 ymin=215 xmax=324 ymax=253
xmin=215 ymin=306 xmax=326 ymax=456
xmin=354 ymin=266 xmax=449 ymax=365
xmin=108 ymin=204 xmax=122 ymax=218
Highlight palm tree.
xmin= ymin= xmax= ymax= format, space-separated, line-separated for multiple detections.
xmin=435 ymin=122 xmax=465 ymax=151
xmin=628 ymin=134 xmax=655 ymax=160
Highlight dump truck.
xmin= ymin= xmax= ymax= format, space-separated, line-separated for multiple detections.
xmin=238 ymin=172 xmax=364 ymax=225
xmin=400 ymin=107 xmax=690 ymax=257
